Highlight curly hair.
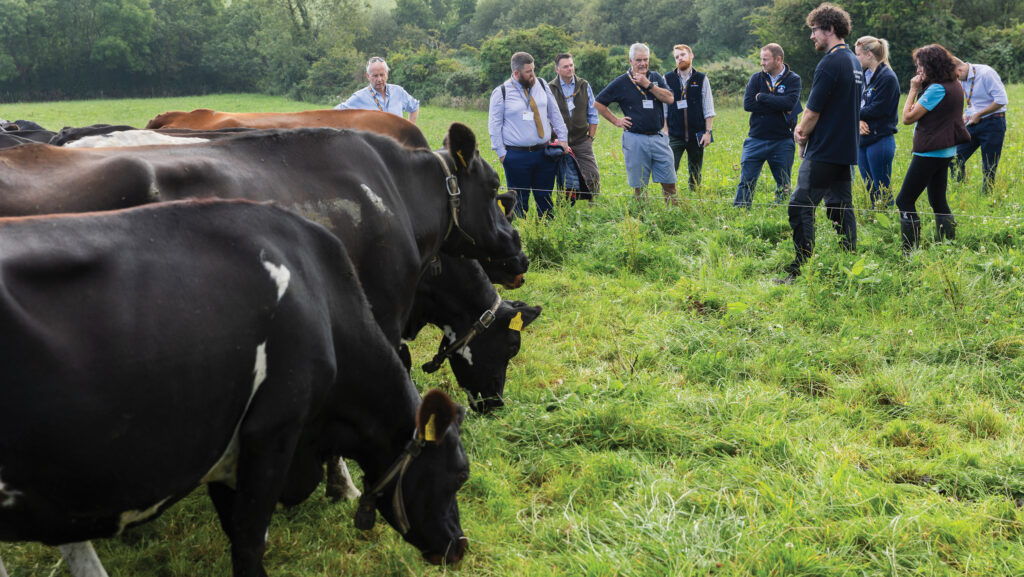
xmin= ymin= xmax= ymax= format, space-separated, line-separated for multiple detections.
xmin=806 ymin=3 xmax=852 ymax=39
xmin=912 ymin=44 xmax=957 ymax=85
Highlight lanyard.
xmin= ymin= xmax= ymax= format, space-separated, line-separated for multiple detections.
xmin=629 ymin=71 xmax=649 ymax=100
xmin=765 ymin=70 xmax=785 ymax=93
xmin=827 ymin=43 xmax=848 ymax=54
xmin=513 ymin=81 xmax=534 ymax=107
xmin=562 ymin=79 xmax=580 ymax=100
xmin=370 ymin=87 xmax=387 ymax=112
xmin=966 ymin=66 xmax=976 ymax=108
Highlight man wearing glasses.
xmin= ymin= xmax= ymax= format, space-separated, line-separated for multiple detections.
xmin=776 ymin=2 xmax=862 ymax=284
xmin=335 ymin=57 xmax=420 ymax=124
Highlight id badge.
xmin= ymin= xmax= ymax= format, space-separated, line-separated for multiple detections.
xmin=567 ymin=101 xmax=576 ymax=112
xmin=642 ymin=100 xmax=654 ymax=109
xmin=676 ymin=100 xmax=688 ymax=109
xmin=521 ymin=111 xmax=533 ymax=121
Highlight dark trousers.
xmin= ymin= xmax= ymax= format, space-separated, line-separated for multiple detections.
xmin=502 ymin=147 xmax=557 ymax=218
xmin=734 ymin=137 xmax=795 ymax=207
xmin=896 ymin=155 xmax=953 ymax=223
xmin=669 ymin=135 xmax=704 ymax=191
xmin=785 ymin=160 xmax=856 ymax=275
xmin=952 ymin=115 xmax=1006 ymax=194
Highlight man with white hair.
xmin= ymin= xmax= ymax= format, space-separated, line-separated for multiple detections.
xmin=594 ymin=43 xmax=678 ymax=203
xmin=335 ymin=56 xmax=420 ymax=124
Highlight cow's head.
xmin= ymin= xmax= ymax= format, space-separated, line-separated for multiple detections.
xmin=441 ymin=123 xmax=525 ymax=271
xmin=375 ymin=389 xmax=469 ymax=564
xmin=447 ymin=301 xmax=542 ymax=413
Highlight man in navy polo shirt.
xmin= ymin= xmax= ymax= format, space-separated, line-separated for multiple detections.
xmin=951 ymin=57 xmax=1008 ymax=195
xmin=776 ymin=2 xmax=862 ymax=284
xmin=594 ymin=43 xmax=678 ymax=203
xmin=734 ymin=43 xmax=802 ymax=208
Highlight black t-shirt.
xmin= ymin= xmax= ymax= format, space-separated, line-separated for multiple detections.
xmin=804 ymin=43 xmax=863 ymax=165
xmin=595 ymin=71 xmax=669 ymax=134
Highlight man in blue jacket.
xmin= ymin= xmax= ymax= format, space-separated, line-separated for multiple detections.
xmin=734 ymin=43 xmax=802 ymax=208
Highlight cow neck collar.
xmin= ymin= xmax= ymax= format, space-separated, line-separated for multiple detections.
xmin=421 ymin=294 xmax=503 ymax=374
xmin=354 ymin=428 xmax=426 ymax=535
xmin=430 ymin=149 xmax=476 ymax=247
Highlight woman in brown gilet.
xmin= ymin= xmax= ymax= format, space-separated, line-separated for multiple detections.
xmin=895 ymin=44 xmax=970 ymax=253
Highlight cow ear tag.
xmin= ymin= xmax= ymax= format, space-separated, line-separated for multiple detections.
xmin=509 ymin=312 xmax=523 ymax=332
xmin=424 ymin=413 xmax=438 ymax=442
xmin=497 ymin=199 xmax=506 ymax=215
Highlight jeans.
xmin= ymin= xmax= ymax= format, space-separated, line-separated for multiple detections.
xmin=857 ymin=134 xmax=896 ymax=207
xmin=502 ymin=147 xmax=557 ymax=218
xmin=733 ymin=137 xmax=795 ymax=208
xmin=953 ymin=115 xmax=1006 ymax=194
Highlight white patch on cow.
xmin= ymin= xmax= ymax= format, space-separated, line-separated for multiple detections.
xmin=200 ymin=342 xmax=270 ymax=488
xmin=117 ymin=497 xmax=171 ymax=535
xmin=360 ymin=184 xmax=391 ymax=215
xmin=65 ymin=130 xmax=209 ymax=148
xmin=442 ymin=325 xmax=473 ymax=366
xmin=58 ymin=542 xmax=110 ymax=577
xmin=294 ymin=199 xmax=363 ymax=228
xmin=261 ymin=259 xmax=290 ymax=303
xmin=0 ymin=471 xmax=23 ymax=507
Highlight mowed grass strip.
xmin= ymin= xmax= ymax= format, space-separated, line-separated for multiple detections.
xmin=1 ymin=87 xmax=1023 ymax=576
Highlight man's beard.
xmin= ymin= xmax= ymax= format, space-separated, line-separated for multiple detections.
xmin=519 ymin=76 xmax=535 ymax=89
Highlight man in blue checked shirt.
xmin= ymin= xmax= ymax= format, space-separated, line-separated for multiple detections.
xmin=335 ymin=57 xmax=420 ymax=124
xmin=549 ymin=53 xmax=601 ymax=196
xmin=951 ymin=57 xmax=1008 ymax=195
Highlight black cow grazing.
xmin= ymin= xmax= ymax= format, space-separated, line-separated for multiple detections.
xmin=407 ymin=254 xmax=543 ymax=412
xmin=0 ymin=125 xmax=525 ymax=347
xmin=0 ymin=200 xmax=470 ymax=576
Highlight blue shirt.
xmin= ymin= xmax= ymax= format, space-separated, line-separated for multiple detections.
xmin=960 ymin=63 xmax=1008 ymax=119
xmin=558 ymin=77 xmax=599 ymax=126
xmin=913 ymin=84 xmax=956 ymax=158
xmin=595 ymin=71 xmax=670 ymax=134
xmin=488 ymin=77 xmax=568 ymax=158
xmin=804 ymin=43 xmax=862 ymax=165
xmin=334 ymin=84 xmax=419 ymax=117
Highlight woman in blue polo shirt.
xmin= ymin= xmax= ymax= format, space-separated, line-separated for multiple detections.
xmin=895 ymin=44 xmax=970 ymax=253
xmin=855 ymin=36 xmax=899 ymax=208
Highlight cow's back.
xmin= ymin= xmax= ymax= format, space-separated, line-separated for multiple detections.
xmin=0 ymin=200 xmax=370 ymax=544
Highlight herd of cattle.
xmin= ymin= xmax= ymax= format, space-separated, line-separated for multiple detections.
xmin=0 ymin=109 xmax=543 ymax=576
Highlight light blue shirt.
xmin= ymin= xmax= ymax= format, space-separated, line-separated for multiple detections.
xmin=558 ymin=77 xmax=599 ymax=126
xmin=334 ymin=84 xmax=419 ymax=117
xmin=960 ymin=63 xmax=1008 ymax=119
xmin=488 ymin=78 xmax=568 ymax=158
xmin=913 ymin=84 xmax=956 ymax=158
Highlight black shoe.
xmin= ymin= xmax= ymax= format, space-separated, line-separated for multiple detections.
xmin=772 ymin=273 xmax=797 ymax=285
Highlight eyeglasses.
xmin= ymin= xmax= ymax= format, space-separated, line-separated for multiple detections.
xmin=809 ymin=26 xmax=823 ymax=33
xmin=368 ymin=56 xmax=386 ymax=64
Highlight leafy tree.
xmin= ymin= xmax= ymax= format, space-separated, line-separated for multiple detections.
xmin=478 ymin=24 xmax=576 ymax=88
xmin=695 ymin=0 xmax=771 ymax=59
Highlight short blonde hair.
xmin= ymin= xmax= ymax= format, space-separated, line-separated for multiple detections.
xmin=762 ymin=43 xmax=784 ymax=61
xmin=673 ymin=44 xmax=693 ymax=56
xmin=855 ymin=36 xmax=889 ymax=65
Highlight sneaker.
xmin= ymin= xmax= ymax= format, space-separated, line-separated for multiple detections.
xmin=772 ymin=273 xmax=797 ymax=285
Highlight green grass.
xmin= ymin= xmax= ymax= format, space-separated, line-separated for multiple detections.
xmin=2 ymin=87 xmax=1024 ymax=576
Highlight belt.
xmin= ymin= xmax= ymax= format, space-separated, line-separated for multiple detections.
xmin=630 ymin=131 xmax=662 ymax=136
xmin=983 ymin=112 xmax=1005 ymax=119
xmin=506 ymin=144 xmax=545 ymax=152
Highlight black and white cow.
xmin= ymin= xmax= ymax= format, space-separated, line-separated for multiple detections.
xmin=0 ymin=200 xmax=469 ymax=576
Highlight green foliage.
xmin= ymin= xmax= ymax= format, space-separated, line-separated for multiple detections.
xmin=702 ymin=56 xmax=760 ymax=98
xmin=478 ymin=24 xmax=577 ymax=88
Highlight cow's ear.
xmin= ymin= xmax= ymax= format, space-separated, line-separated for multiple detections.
xmin=445 ymin=123 xmax=477 ymax=169
xmin=505 ymin=302 xmax=542 ymax=331
xmin=417 ymin=389 xmax=458 ymax=445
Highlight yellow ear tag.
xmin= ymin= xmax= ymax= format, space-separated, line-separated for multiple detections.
xmin=424 ymin=413 xmax=437 ymax=442
xmin=456 ymin=150 xmax=467 ymax=168
xmin=509 ymin=312 xmax=523 ymax=332
xmin=497 ymin=199 xmax=507 ymax=215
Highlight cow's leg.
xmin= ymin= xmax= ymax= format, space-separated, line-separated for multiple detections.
xmin=1 ymin=553 xmax=8 ymax=577
xmin=325 ymin=457 xmax=361 ymax=501
xmin=58 ymin=541 xmax=109 ymax=577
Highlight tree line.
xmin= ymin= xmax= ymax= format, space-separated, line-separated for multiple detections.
xmin=1 ymin=0 xmax=1021 ymax=104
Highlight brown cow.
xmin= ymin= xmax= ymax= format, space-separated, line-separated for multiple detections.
xmin=145 ymin=108 xmax=429 ymax=148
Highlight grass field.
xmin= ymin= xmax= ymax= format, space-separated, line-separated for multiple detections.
xmin=2 ymin=88 xmax=1024 ymax=576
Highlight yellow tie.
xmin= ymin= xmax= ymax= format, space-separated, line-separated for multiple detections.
xmin=527 ymin=88 xmax=544 ymax=139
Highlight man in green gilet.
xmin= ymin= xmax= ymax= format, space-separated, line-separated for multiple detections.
xmin=550 ymin=53 xmax=600 ymax=196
